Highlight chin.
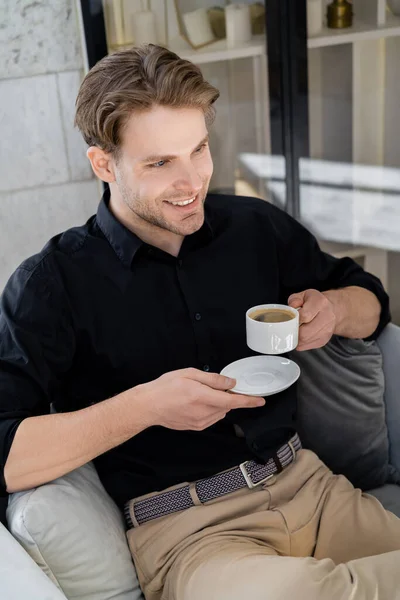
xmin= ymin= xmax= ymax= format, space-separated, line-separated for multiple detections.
xmin=182 ymin=213 xmax=204 ymax=235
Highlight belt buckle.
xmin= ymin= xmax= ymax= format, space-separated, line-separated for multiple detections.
xmin=239 ymin=461 xmax=274 ymax=489
xmin=288 ymin=440 xmax=296 ymax=461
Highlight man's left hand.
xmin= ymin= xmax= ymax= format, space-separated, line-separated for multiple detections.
xmin=288 ymin=289 xmax=336 ymax=352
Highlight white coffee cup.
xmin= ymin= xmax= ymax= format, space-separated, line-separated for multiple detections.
xmin=246 ymin=304 xmax=299 ymax=355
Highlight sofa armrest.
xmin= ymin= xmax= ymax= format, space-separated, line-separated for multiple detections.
xmin=377 ymin=323 xmax=400 ymax=471
xmin=0 ymin=523 xmax=67 ymax=599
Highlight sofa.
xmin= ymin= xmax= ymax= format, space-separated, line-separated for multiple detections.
xmin=1 ymin=323 xmax=400 ymax=600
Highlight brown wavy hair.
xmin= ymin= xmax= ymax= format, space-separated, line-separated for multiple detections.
xmin=74 ymin=44 xmax=220 ymax=158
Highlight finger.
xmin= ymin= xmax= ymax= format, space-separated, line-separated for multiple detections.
xmin=182 ymin=368 xmax=237 ymax=391
xmin=202 ymin=388 xmax=265 ymax=410
xmin=296 ymin=338 xmax=331 ymax=352
xmin=297 ymin=325 xmax=334 ymax=352
xmin=298 ymin=312 xmax=334 ymax=346
xmin=228 ymin=393 xmax=266 ymax=410
xmin=288 ymin=292 xmax=305 ymax=309
xmin=298 ymin=293 xmax=324 ymax=325
xmin=211 ymin=392 xmax=265 ymax=411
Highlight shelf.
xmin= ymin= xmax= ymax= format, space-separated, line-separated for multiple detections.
xmin=167 ymin=35 xmax=266 ymax=65
xmin=307 ymin=14 xmax=400 ymax=48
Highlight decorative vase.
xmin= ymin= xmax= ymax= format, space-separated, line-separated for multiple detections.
xmin=327 ymin=0 xmax=353 ymax=29
xmin=208 ymin=7 xmax=226 ymax=39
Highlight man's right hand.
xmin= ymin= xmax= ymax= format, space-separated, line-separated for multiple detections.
xmin=5 ymin=368 xmax=265 ymax=494
xmin=136 ymin=368 xmax=266 ymax=431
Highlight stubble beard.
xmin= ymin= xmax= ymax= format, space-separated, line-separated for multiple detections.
xmin=117 ymin=175 xmax=209 ymax=237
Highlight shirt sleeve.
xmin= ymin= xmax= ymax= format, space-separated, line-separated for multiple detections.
xmin=0 ymin=263 xmax=76 ymax=495
xmin=267 ymin=204 xmax=390 ymax=340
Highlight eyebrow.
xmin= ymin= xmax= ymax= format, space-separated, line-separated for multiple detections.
xmin=140 ymin=134 xmax=210 ymax=164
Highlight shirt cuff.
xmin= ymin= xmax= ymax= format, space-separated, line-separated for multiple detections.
xmin=341 ymin=278 xmax=391 ymax=341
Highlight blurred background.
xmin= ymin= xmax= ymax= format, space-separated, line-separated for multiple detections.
xmin=1 ymin=0 xmax=400 ymax=322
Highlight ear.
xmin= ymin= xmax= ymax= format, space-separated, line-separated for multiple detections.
xmin=87 ymin=146 xmax=116 ymax=183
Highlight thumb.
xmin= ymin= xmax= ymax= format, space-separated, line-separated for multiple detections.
xmin=288 ymin=291 xmax=306 ymax=309
xmin=185 ymin=369 xmax=237 ymax=391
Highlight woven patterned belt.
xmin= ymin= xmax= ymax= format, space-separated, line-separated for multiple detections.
xmin=124 ymin=433 xmax=302 ymax=529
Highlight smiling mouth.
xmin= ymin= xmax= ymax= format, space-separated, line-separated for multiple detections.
xmin=165 ymin=195 xmax=197 ymax=207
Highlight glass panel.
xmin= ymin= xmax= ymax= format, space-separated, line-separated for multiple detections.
xmin=305 ymin=0 xmax=400 ymax=323
xmin=100 ymin=0 xmax=285 ymax=206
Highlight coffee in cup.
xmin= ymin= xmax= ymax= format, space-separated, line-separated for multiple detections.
xmin=249 ymin=308 xmax=296 ymax=323
xmin=246 ymin=303 xmax=299 ymax=354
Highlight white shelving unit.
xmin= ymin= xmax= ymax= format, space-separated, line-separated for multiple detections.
xmin=308 ymin=13 xmax=400 ymax=48
xmin=307 ymin=0 xmax=400 ymax=290
xmin=169 ymin=34 xmax=266 ymax=65
xmin=308 ymin=0 xmax=400 ymax=166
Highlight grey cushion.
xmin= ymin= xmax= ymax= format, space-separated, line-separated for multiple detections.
xmin=377 ymin=324 xmax=400 ymax=472
xmin=368 ymin=484 xmax=400 ymax=518
xmin=293 ymin=336 xmax=396 ymax=490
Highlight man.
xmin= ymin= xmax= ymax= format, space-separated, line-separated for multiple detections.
xmin=1 ymin=44 xmax=400 ymax=600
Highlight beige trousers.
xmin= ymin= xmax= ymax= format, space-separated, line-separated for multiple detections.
xmin=126 ymin=450 xmax=400 ymax=600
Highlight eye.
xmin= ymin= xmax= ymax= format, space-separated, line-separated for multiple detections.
xmin=195 ymin=143 xmax=207 ymax=154
xmin=149 ymin=160 xmax=167 ymax=168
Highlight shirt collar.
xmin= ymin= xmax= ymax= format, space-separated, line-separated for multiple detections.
xmin=96 ymin=188 xmax=143 ymax=268
xmin=96 ymin=187 xmax=214 ymax=267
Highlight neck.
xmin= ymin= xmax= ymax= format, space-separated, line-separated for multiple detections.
xmin=108 ymin=191 xmax=184 ymax=257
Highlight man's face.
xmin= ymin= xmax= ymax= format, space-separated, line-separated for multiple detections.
xmin=112 ymin=105 xmax=214 ymax=238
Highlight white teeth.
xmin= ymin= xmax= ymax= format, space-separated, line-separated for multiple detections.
xmin=167 ymin=196 xmax=196 ymax=206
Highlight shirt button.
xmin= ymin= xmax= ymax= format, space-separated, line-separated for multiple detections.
xmin=147 ymin=248 xmax=153 ymax=255
xmin=203 ymin=364 xmax=210 ymax=372
xmin=195 ymin=312 xmax=202 ymax=321
xmin=177 ymin=259 xmax=183 ymax=267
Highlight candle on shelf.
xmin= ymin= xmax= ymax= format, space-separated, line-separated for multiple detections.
xmin=225 ymin=4 xmax=252 ymax=48
xmin=104 ymin=0 xmax=125 ymax=48
xmin=132 ymin=10 xmax=159 ymax=44
xmin=307 ymin=0 xmax=323 ymax=37
xmin=183 ymin=8 xmax=215 ymax=47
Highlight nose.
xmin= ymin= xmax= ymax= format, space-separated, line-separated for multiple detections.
xmin=174 ymin=162 xmax=203 ymax=194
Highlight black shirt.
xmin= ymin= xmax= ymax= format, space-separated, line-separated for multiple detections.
xmin=0 ymin=192 xmax=390 ymax=508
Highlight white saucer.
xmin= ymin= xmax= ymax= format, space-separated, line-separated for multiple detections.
xmin=220 ymin=356 xmax=300 ymax=397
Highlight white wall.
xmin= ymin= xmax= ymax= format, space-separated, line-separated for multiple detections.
xmin=0 ymin=0 xmax=100 ymax=290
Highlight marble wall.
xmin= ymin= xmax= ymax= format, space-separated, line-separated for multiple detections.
xmin=0 ymin=0 xmax=100 ymax=290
